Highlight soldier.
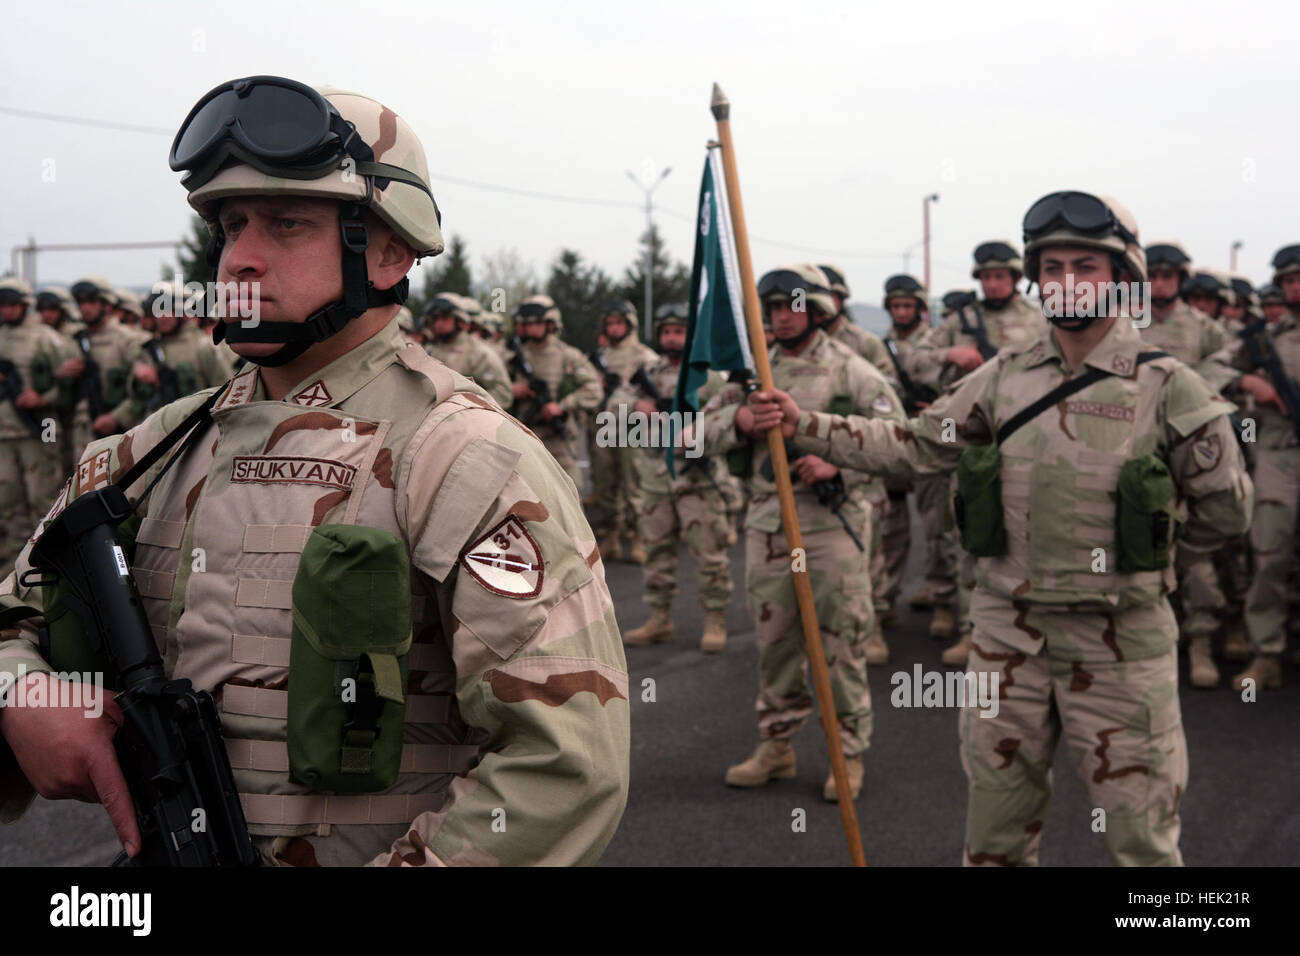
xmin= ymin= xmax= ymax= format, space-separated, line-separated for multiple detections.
xmin=421 ymin=293 xmax=514 ymax=408
xmin=33 ymin=288 xmax=83 ymax=475
xmin=817 ymin=265 xmax=894 ymax=377
xmin=1260 ymin=283 xmax=1287 ymax=325
xmin=707 ymin=264 xmax=905 ymax=802
xmin=1181 ymin=269 xmax=1233 ymax=323
xmin=0 ymin=76 xmax=629 ymax=866
xmin=0 ymin=278 xmax=68 ymax=565
xmin=35 ymin=287 xmax=80 ymax=334
xmin=114 ymin=289 xmax=144 ymax=329
xmin=1141 ymin=242 xmax=1242 ymax=686
xmin=589 ymin=300 xmax=657 ymax=563
xmin=759 ymin=192 xmax=1254 ymax=865
xmin=507 ymin=294 xmax=603 ymax=492
xmin=393 ymin=305 xmax=422 ymax=346
xmin=617 ymin=306 xmax=735 ymax=652
xmin=59 ymin=276 xmax=147 ymax=446
xmin=1225 ymin=275 xmax=1261 ymax=333
xmin=1227 ymin=244 xmax=1300 ymax=690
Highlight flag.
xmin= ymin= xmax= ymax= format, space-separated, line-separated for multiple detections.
xmin=667 ymin=149 xmax=754 ymax=475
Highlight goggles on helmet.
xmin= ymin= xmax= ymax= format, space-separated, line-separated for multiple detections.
xmin=884 ymin=274 xmax=923 ymax=296
xmin=515 ymin=303 xmax=550 ymax=320
xmin=656 ymin=303 xmax=689 ymax=321
xmin=35 ymin=292 xmax=61 ymax=310
xmin=1022 ymin=191 xmax=1138 ymax=247
xmin=1144 ymin=244 xmax=1191 ymax=270
xmin=70 ymin=281 xmax=103 ymax=302
xmin=1182 ymin=274 xmax=1225 ymax=296
xmin=1271 ymin=245 xmax=1300 ymax=271
xmin=973 ymin=241 xmax=1017 ymax=264
xmin=0 ymin=288 xmax=26 ymax=307
xmin=758 ymin=269 xmax=829 ymax=300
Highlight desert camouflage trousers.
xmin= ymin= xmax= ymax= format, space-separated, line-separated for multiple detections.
xmin=0 ymin=436 xmax=64 ymax=565
xmin=590 ymin=424 xmax=640 ymax=537
xmin=539 ymin=425 xmax=583 ymax=494
xmin=874 ymin=477 xmax=959 ymax=611
xmin=1244 ymin=446 xmax=1300 ymax=654
xmin=961 ymin=596 xmax=1186 ymax=867
xmin=745 ymin=524 xmax=874 ymax=757
xmin=1172 ymin=546 xmax=1226 ymax=639
xmin=637 ymin=485 xmax=734 ymax=611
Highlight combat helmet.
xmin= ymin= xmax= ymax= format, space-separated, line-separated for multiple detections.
xmin=819 ymin=264 xmax=850 ymax=300
xmin=70 ymin=276 xmax=119 ymax=306
xmin=757 ymin=264 xmax=837 ymax=318
xmin=1022 ymin=191 xmax=1146 ymax=284
xmin=515 ymin=294 xmax=562 ymax=334
xmin=36 ymin=286 xmax=80 ymax=322
xmin=170 ymin=75 xmax=443 ymax=366
xmin=971 ymin=241 xmax=1023 ymax=279
xmin=882 ymin=273 xmax=928 ymax=310
xmin=1270 ymin=244 xmax=1300 ymax=288
xmin=653 ymin=302 xmax=689 ymax=331
xmin=0 ymin=277 xmax=35 ymax=313
xmin=1144 ymin=240 xmax=1193 ymax=280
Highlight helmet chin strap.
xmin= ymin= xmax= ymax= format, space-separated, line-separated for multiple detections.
xmin=983 ymin=294 xmax=1013 ymax=310
xmin=775 ymin=319 xmax=818 ymax=350
xmin=1046 ymin=312 xmax=1104 ymax=332
xmin=209 ymin=203 xmax=407 ymax=368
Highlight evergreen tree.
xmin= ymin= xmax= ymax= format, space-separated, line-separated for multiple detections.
xmin=545 ymin=249 xmax=617 ymax=352
xmin=164 ymin=215 xmax=213 ymax=283
xmin=620 ymin=223 xmax=690 ymax=335
xmin=407 ymin=234 xmax=472 ymax=319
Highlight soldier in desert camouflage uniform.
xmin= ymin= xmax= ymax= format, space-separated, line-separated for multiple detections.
xmin=616 ymin=305 xmax=734 ymax=652
xmin=421 ymin=292 xmax=514 ymax=408
xmin=0 ymin=278 xmax=68 ymax=565
xmin=759 ymin=192 xmax=1253 ymax=865
xmin=114 ymin=289 xmax=144 ymax=329
xmin=1141 ymin=242 xmax=1244 ymax=685
xmin=34 ymin=287 xmax=83 ymax=475
xmin=1181 ymin=269 xmax=1233 ymax=324
xmin=588 ymin=300 xmax=657 ymax=564
xmin=706 ymin=264 xmax=904 ymax=802
xmin=58 ymin=276 xmax=148 ymax=447
xmin=0 ymin=76 xmax=629 ymax=866
xmin=1225 ymin=243 xmax=1300 ymax=691
xmin=817 ymin=265 xmax=894 ymax=377
xmin=508 ymin=295 xmax=604 ymax=493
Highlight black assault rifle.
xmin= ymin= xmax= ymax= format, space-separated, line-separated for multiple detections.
xmin=0 ymin=359 xmax=46 ymax=437
xmin=1241 ymin=318 xmax=1300 ymax=444
xmin=947 ymin=291 xmax=997 ymax=361
xmin=508 ymin=335 xmax=566 ymax=430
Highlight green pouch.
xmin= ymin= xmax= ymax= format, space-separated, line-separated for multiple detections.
xmin=726 ymin=445 xmax=753 ymax=478
xmin=104 ymin=366 xmax=129 ymax=407
xmin=828 ymin=393 xmax=854 ymax=417
xmin=29 ymin=355 xmax=54 ymax=395
xmin=287 ymin=525 xmax=411 ymax=794
xmin=1115 ymin=454 xmax=1175 ymax=573
xmin=557 ymin=373 xmax=579 ymax=402
xmin=175 ymin=362 xmax=199 ymax=398
xmin=954 ymin=444 xmax=1005 ymax=557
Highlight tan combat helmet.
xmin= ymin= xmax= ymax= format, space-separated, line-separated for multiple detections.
xmin=515 ymin=294 xmax=562 ymax=335
xmin=971 ymin=241 xmax=1023 ymax=278
xmin=882 ymin=273 xmax=928 ymax=310
xmin=394 ymin=306 xmax=415 ymax=334
xmin=1258 ymin=282 xmax=1284 ymax=306
xmin=653 ymin=302 xmax=689 ymax=332
xmin=756 ymin=264 xmax=838 ymax=317
xmin=1022 ymin=191 xmax=1146 ymax=284
xmin=1144 ymin=240 xmax=1193 ymax=280
xmin=36 ymin=286 xmax=80 ymax=322
xmin=481 ymin=310 xmax=506 ymax=338
xmin=0 ymin=276 xmax=35 ymax=312
xmin=1270 ymin=244 xmax=1300 ymax=286
xmin=1228 ymin=274 xmax=1261 ymax=319
xmin=460 ymin=295 xmax=487 ymax=333
xmin=116 ymin=289 xmax=144 ymax=320
xmin=1183 ymin=269 xmax=1234 ymax=307
xmin=70 ymin=276 xmax=119 ymax=306
xmin=819 ymin=264 xmax=850 ymax=299
xmin=600 ymin=298 xmax=638 ymax=338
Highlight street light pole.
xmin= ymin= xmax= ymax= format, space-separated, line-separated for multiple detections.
xmin=1230 ymin=240 xmax=1243 ymax=273
xmin=627 ymin=166 xmax=672 ymax=340
xmin=923 ymin=193 xmax=939 ymax=291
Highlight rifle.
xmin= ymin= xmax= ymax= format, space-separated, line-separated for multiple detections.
xmin=0 ymin=359 xmax=46 ymax=437
xmin=948 ymin=291 xmax=997 ymax=361
xmin=23 ymin=391 xmax=258 ymax=867
xmin=72 ymin=329 xmax=107 ymax=419
xmin=760 ymin=438 xmax=864 ymax=552
xmin=629 ymin=364 xmax=721 ymax=492
xmin=882 ymin=339 xmax=934 ymax=416
xmin=141 ymin=339 xmax=182 ymax=414
xmin=587 ymin=349 xmax=621 ymax=398
xmin=508 ymin=335 xmax=566 ymax=430
xmin=1241 ymin=318 xmax=1300 ymax=444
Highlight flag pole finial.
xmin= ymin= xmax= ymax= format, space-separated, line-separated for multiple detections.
xmin=710 ymin=83 xmax=729 ymax=120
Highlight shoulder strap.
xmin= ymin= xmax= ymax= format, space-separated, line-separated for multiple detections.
xmin=995 ymin=350 xmax=1167 ymax=446
xmin=115 ymin=381 xmax=230 ymax=508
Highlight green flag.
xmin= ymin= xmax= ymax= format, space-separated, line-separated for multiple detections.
xmin=668 ymin=150 xmax=753 ymax=475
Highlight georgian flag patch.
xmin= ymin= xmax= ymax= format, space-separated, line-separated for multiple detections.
xmin=460 ymin=516 xmax=544 ymax=598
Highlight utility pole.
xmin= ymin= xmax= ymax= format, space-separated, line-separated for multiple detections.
xmin=626 ymin=166 xmax=671 ymax=340
xmin=10 ymin=239 xmax=184 ymax=286
xmin=923 ymin=193 xmax=939 ymax=292
xmin=1230 ymin=240 xmax=1243 ymax=273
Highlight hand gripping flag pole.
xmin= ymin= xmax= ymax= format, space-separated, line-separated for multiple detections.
xmin=709 ymin=83 xmax=866 ymax=867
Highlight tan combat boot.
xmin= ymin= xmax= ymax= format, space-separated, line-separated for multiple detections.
xmin=1231 ymin=654 xmax=1283 ymax=692
xmin=930 ymin=605 xmax=955 ymax=640
xmin=724 ymin=739 xmax=796 ymax=787
xmin=597 ymin=532 xmax=622 ymax=563
xmin=865 ymin=621 xmax=889 ymax=665
xmin=878 ymin=603 xmax=898 ymax=629
xmin=700 ymin=610 xmax=727 ymax=653
xmin=1188 ymin=636 xmax=1220 ymax=688
xmin=1222 ymin=621 xmax=1251 ymax=663
xmin=624 ymin=607 xmax=674 ymax=646
xmin=941 ymin=634 xmax=971 ymax=668
xmin=907 ymin=585 xmax=934 ymax=610
xmin=625 ymin=538 xmax=647 ymax=565
xmin=822 ymin=755 xmax=864 ymax=802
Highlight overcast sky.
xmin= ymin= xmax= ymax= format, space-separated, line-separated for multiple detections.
xmin=4 ymin=0 xmax=1296 ymax=311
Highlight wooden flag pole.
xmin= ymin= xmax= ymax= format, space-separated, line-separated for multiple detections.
xmin=710 ymin=83 xmax=866 ymax=867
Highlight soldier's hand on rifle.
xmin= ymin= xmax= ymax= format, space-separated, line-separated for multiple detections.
xmin=1240 ymin=373 xmax=1288 ymax=413
xmin=947 ymin=346 xmax=985 ymax=372
xmin=92 ymin=413 xmax=120 ymax=436
xmin=634 ymin=398 xmax=658 ymax=417
xmin=56 ymin=357 xmax=86 ymax=380
xmin=512 ymin=381 xmax=534 ymax=401
xmin=538 ymin=401 xmax=564 ymax=421
xmin=793 ymin=454 xmax=838 ymax=484
xmin=0 ymin=671 xmax=142 ymax=858
xmin=14 ymin=388 xmax=46 ymax=409
xmin=133 ymin=362 xmax=159 ymax=387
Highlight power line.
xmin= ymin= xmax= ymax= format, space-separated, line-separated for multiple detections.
xmin=0 ymin=104 xmax=173 ymax=136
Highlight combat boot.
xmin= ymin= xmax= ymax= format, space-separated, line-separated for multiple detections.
xmin=1231 ymin=654 xmax=1283 ymax=692
xmin=907 ymin=585 xmax=935 ymax=610
xmin=878 ymin=603 xmax=898 ymax=629
xmin=597 ymin=532 xmax=622 ymax=563
xmin=941 ymin=634 xmax=970 ymax=668
xmin=625 ymin=538 xmax=647 ymax=565
xmin=822 ymin=755 xmax=864 ymax=802
xmin=1188 ymin=636 xmax=1220 ymax=688
xmin=724 ymin=739 xmax=796 ymax=787
xmin=1222 ymin=621 xmax=1251 ymax=663
xmin=624 ymin=607 xmax=674 ymax=646
xmin=929 ymin=605 xmax=955 ymax=640
xmin=700 ymin=610 xmax=727 ymax=653
xmin=865 ymin=621 xmax=889 ymax=665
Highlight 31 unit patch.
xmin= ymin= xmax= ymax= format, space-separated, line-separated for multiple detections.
xmin=461 ymin=516 xmax=544 ymax=598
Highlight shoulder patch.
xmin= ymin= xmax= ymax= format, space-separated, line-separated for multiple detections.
xmin=1192 ymin=434 xmax=1221 ymax=470
xmin=871 ymin=394 xmax=894 ymax=416
xmin=461 ymin=516 xmax=544 ymax=598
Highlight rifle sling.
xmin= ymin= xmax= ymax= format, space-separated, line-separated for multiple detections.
xmin=995 ymin=351 xmax=1167 ymax=447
